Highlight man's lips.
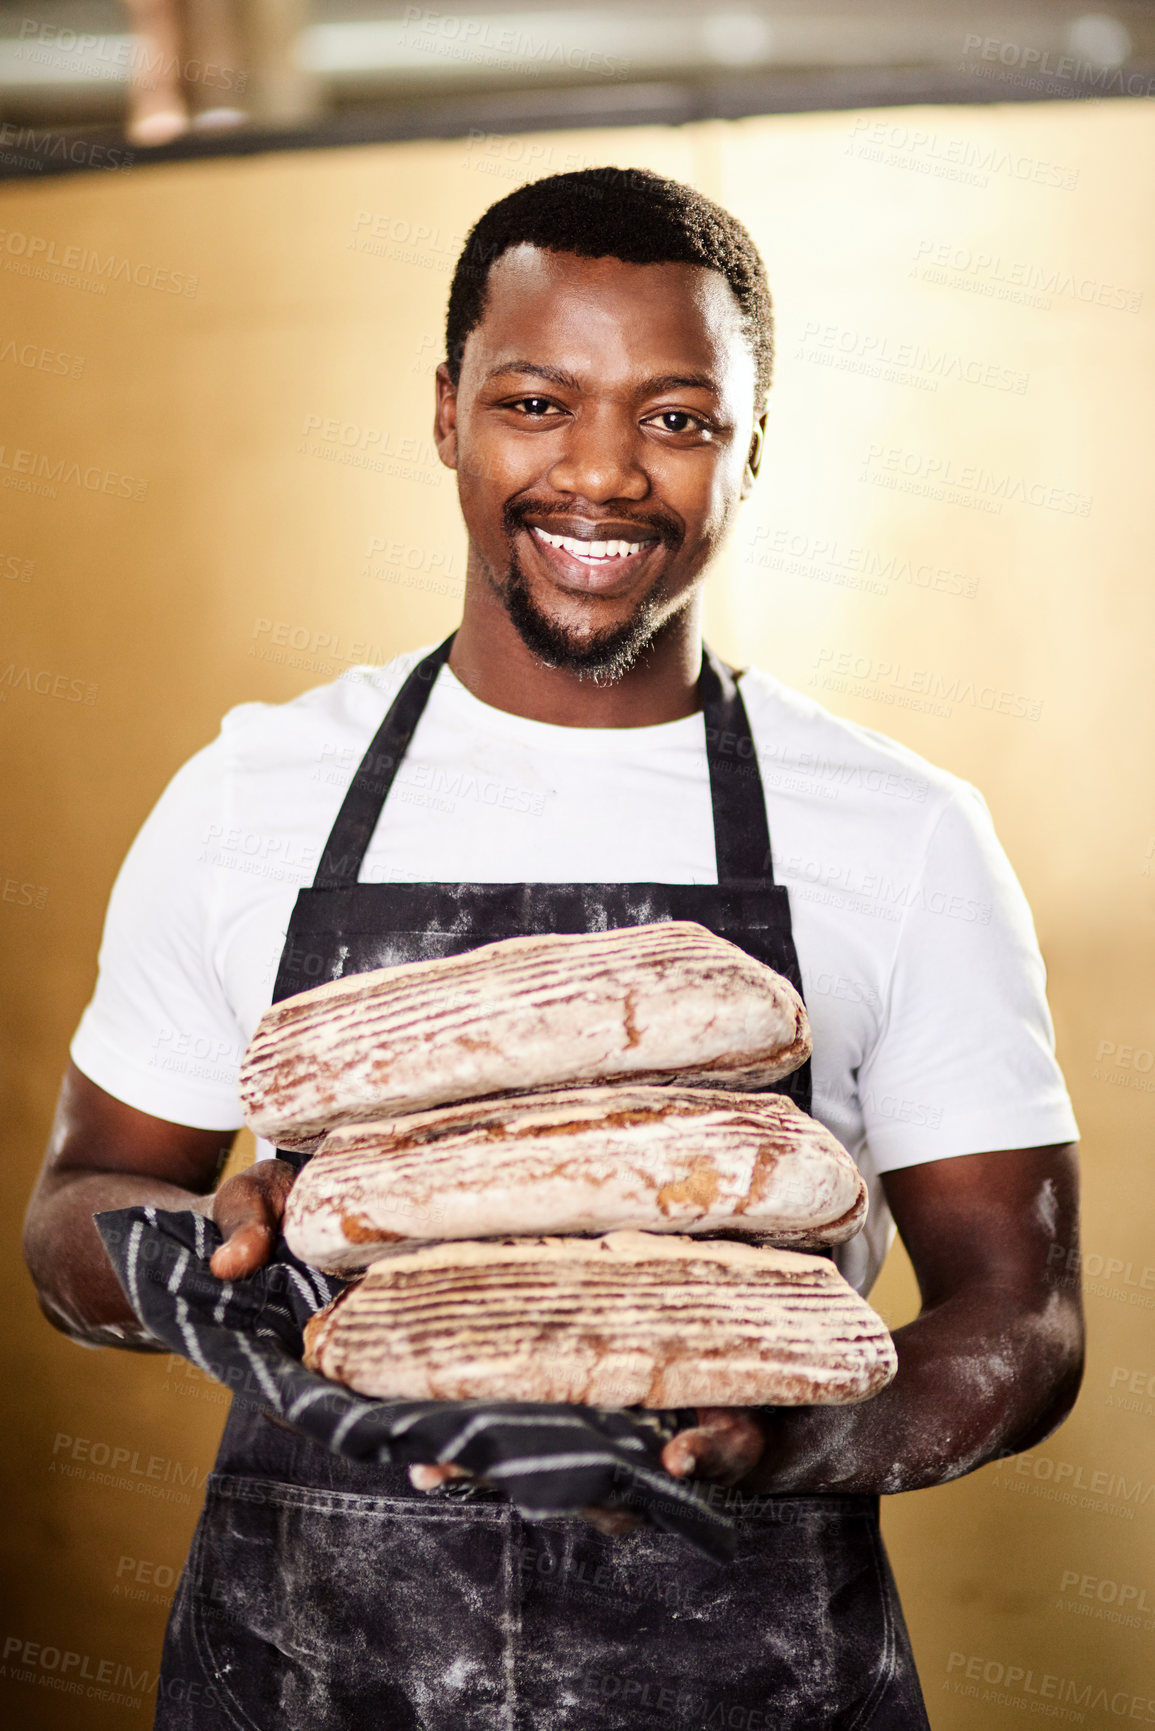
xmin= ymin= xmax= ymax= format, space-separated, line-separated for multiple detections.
xmin=522 ymin=522 xmax=665 ymax=595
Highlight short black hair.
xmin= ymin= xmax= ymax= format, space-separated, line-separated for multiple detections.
xmin=445 ymin=167 xmax=773 ymax=405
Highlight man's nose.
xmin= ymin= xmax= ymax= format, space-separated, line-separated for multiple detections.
xmin=546 ymin=407 xmax=650 ymax=502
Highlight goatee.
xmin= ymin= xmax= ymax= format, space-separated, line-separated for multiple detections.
xmin=491 ymin=494 xmax=686 ymax=683
xmin=499 ymin=546 xmax=673 ymax=683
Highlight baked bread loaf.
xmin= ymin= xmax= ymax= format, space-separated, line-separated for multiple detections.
xmin=302 ymin=1232 xmax=896 ymax=1408
xmin=282 ymin=1085 xmax=865 ymax=1274
xmin=240 ymin=922 xmax=810 ymax=1153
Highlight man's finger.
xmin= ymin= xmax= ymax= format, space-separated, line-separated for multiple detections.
xmin=406 ymin=1466 xmax=642 ymax=1538
xmin=661 ymin=1407 xmax=766 ymax=1485
xmin=408 ymin=1463 xmax=472 ymax=1490
xmin=208 ymin=1160 xmax=295 ymax=1278
xmin=578 ymin=1504 xmax=642 ymax=1536
xmin=209 ymin=1221 xmax=278 ymax=1279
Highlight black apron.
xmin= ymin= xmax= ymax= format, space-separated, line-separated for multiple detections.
xmin=156 ymin=637 xmax=929 ymax=1731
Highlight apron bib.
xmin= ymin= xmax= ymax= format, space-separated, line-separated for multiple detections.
xmin=156 ymin=637 xmax=929 ymax=1731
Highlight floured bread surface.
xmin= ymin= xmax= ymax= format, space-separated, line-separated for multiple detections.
xmin=283 ymin=1086 xmax=866 ymax=1274
xmin=240 ymin=922 xmax=810 ymax=1152
xmin=302 ymin=1232 xmax=896 ymax=1408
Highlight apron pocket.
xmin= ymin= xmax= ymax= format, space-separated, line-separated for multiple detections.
xmin=189 ymin=1474 xmax=516 ymax=1731
xmin=517 ymin=1497 xmax=894 ymax=1731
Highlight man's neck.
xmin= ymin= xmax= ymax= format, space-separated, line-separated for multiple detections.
xmin=447 ymin=580 xmax=705 ymax=729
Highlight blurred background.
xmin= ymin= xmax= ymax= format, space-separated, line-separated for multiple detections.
xmin=2 ymin=4 xmax=1154 ymax=1729
xmin=1 ymin=0 xmax=1154 ymax=152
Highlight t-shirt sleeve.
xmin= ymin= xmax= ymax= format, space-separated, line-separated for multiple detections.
xmin=857 ymin=783 xmax=1079 ymax=1169
xmin=70 ymin=734 xmax=247 ymax=1131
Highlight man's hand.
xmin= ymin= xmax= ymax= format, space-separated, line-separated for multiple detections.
xmin=209 ymin=1160 xmax=296 ymax=1280
xmin=408 ymin=1459 xmax=644 ymax=1534
xmin=407 ymin=1405 xmax=767 ymax=1534
xmin=661 ymin=1407 xmax=766 ymax=1486
xmin=735 ymin=1144 xmax=1084 ymax=1498
xmin=25 ymin=1066 xmax=304 ymax=1344
xmin=24 ymin=1064 xmax=255 ymax=1345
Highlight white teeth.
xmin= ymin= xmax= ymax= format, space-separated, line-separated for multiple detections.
xmin=533 ymin=527 xmax=653 ymax=561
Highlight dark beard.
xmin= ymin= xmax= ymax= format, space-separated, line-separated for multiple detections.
xmin=502 ymin=546 xmax=673 ymax=683
xmin=493 ymin=500 xmax=685 ymax=684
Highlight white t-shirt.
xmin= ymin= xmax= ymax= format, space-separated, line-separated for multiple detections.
xmin=71 ymin=648 xmax=1078 ymax=1295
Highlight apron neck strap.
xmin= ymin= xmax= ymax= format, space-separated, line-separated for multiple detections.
xmin=314 ymin=634 xmax=776 ymax=889
xmin=314 ymin=634 xmax=456 ymax=890
xmin=699 ymin=646 xmax=775 ymax=883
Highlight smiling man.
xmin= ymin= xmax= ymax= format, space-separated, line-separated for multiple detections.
xmin=25 ymin=169 xmax=1082 ymax=1730
xmin=441 ymin=234 xmax=759 ymax=708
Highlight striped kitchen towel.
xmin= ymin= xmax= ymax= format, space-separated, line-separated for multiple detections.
xmin=94 ymin=1205 xmax=737 ymax=1559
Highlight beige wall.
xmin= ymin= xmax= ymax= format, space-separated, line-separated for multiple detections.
xmin=2 ymin=100 xmax=1152 ymax=1728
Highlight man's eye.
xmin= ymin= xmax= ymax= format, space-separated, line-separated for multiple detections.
xmin=652 ymin=411 xmax=702 ymax=434
xmin=515 ymin=397 xmax=557 ymax=416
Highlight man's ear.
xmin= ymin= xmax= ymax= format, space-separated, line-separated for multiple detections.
xmin=741 ymin=409 xmax=768 ymax=498
xmin=434 ymin=362 xmax=459 ymax=471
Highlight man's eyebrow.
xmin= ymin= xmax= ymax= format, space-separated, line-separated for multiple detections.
xmin=642 ymin=372 xmax=721 ymax=395
xmin=483 ymin=361 xmax=721 ymax=395
xmin=483 ymin=361 xmax=582 ymax=389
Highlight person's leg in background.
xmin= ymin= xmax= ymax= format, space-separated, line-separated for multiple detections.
xmin=121 ymin=0 xmax=247 ymax=146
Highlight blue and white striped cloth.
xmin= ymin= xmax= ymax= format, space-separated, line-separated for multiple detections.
xmin=94 ymin=1206 xmax=737 ymax=1558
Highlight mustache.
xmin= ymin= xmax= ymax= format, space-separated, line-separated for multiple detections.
xmin=502 ymin=497 xmax=683 ymax=549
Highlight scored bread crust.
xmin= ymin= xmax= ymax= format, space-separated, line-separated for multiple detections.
xmin=302 ymin=1231 xmax=897 ymax=1409
xmin=282 ymin=1085 xmax=866 ymax=1275
xmin=240 ymin=922 xmax=811 ymax=1152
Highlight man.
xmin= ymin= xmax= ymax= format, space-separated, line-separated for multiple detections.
xmin=24 ymin=168 xmax=1082 ymax=1729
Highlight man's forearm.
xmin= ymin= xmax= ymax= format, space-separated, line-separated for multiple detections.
xmin=740 ymin=1284 xmax=1084 ymax=1496
xmin=23 ymin=1171 xmax=210 ymax=1349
